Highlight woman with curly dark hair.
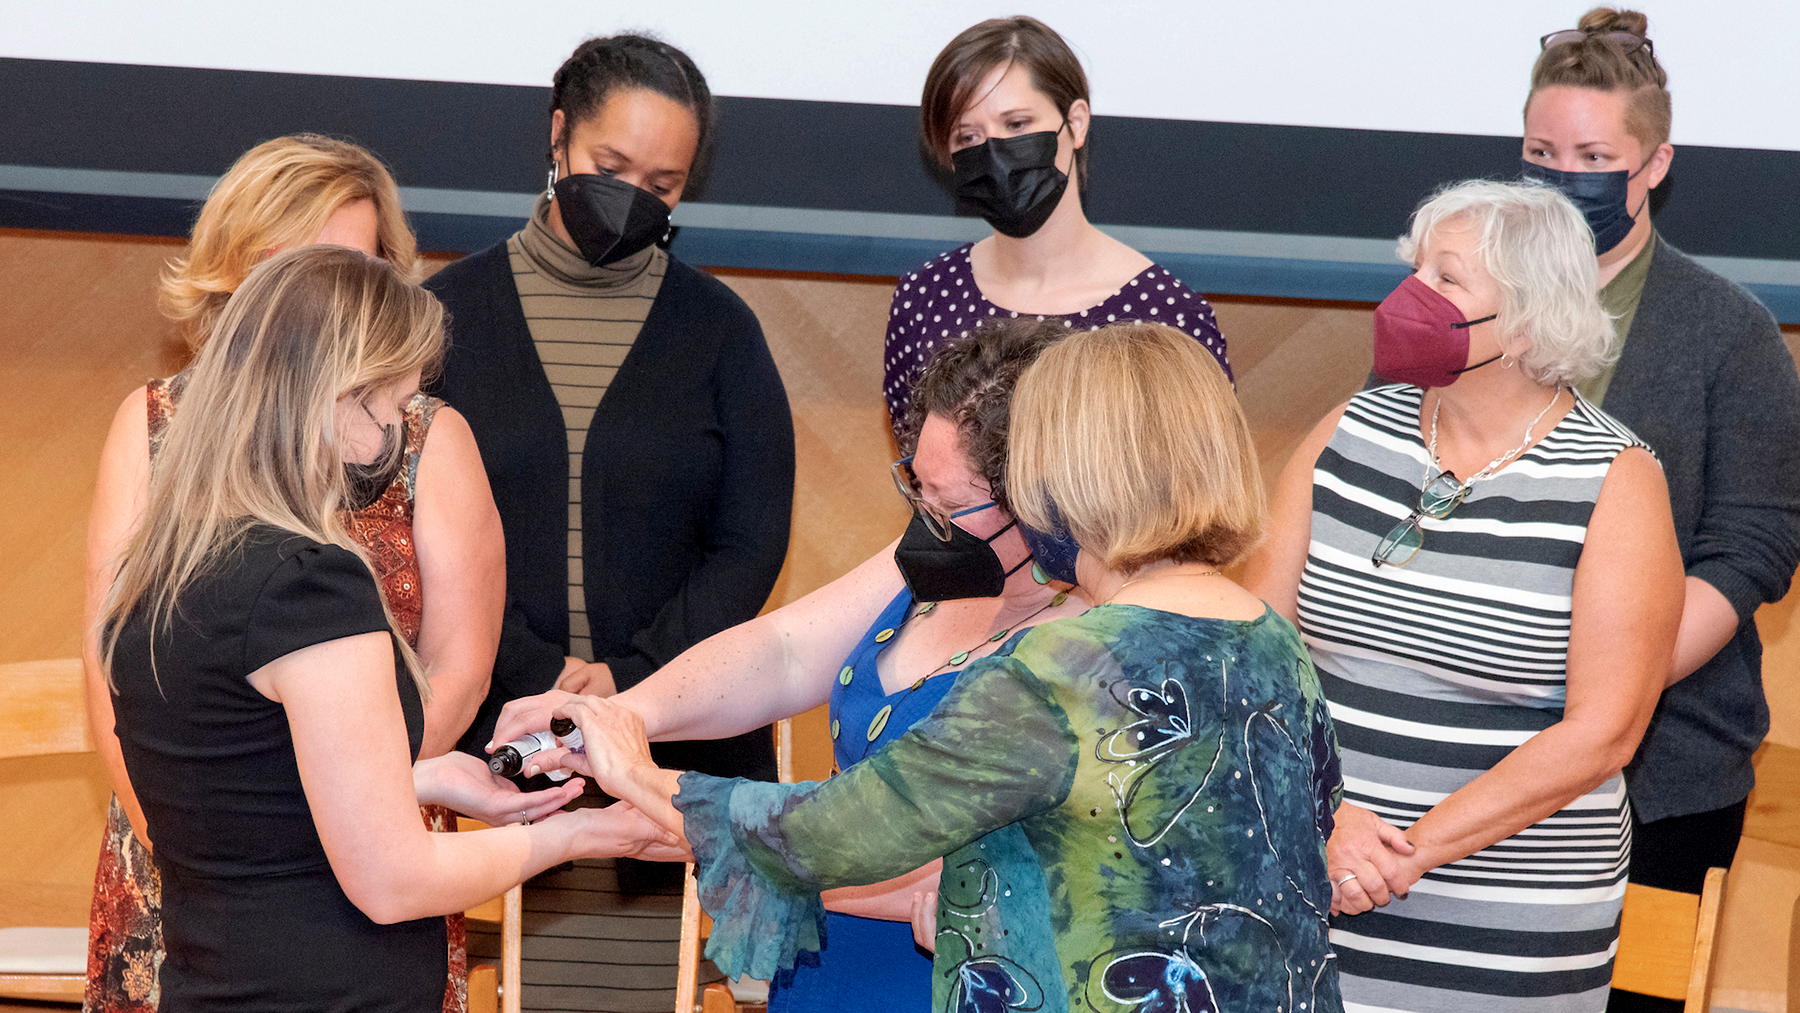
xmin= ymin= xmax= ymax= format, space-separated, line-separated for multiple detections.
xmin=492 ymin=317 xmax=1088 ymax=1010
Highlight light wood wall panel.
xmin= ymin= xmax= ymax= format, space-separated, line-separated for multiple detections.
xmin=2 ymin=232 xmax=1797 ymax=1008
xmin=0 ymin=230 xmax=187 ymax=665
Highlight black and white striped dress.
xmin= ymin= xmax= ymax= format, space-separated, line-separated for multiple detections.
xmin=1297 ymin=384 xmax=1646 ymax=1013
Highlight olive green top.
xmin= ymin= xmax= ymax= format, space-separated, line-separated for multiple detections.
xmin=1579 ymin=232 xmax=1657 ymax=408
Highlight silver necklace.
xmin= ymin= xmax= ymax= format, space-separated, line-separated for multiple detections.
xmin=1107 ymin=567 xmax=1222 ymax=604
xmin=1427 ymin=386 xmax=1564 ymax=490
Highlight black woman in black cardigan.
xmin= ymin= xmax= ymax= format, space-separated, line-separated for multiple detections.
xmin=427 ymin=37 xmax=791 ymax=797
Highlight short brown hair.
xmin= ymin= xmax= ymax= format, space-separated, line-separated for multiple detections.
xmin=920 ymin=17 xmax=1091 ymax=194
xmin=1526 ymin=8 xmax=1671 ymax=156
xmin=901 ymin=317 xmax=1069 ymax=512
xmin=160 ymin=135 xmax=418 ymax=350
xmin=1008 ymin=322 xmax=1263 ymax=572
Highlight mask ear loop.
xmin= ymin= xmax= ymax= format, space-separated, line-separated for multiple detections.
xmin=1447 ymin=313 xmax=1503 ymax=375
xmin=1623 ymin=159 xmax=1655 ymax=221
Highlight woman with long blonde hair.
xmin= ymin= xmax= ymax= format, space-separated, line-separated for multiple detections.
xmin=100 ymin=245 xmax=671 ymax=1013
xmin=82 ymin=135 xmax=503 ymax=1013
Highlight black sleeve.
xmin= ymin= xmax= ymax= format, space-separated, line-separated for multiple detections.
xmin=1686 ymin=307 xmax=1800 ymax=618
xmin=601 ymin=314 xmax=796 ymax=691
xmin=245 ymin=542 xmax=392 ymax=673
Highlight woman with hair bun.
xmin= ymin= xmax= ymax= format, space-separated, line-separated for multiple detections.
xmin=883 ymin=16 xmax=1231 ymax=434
xmin=1247 ymin=179 xmax=1685 ymax=1012
xmin=424 ymin=33 xmax=793 ymax=1009
xmin=82 ymin=134 xmax=507 ymax=1013
xmin=1521 ymin=18 xmax=1800 ymax=1003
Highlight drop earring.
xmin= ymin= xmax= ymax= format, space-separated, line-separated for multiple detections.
xmin=545 ymin=164 xmax=558 ymax=201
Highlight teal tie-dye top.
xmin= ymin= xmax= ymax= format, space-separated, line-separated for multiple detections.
xmin=674 ymin=603 xmax=1344 ymax=1013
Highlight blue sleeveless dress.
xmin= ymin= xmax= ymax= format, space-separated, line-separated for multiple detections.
xmin=766 ymin=590 xmax=958 ymax=1011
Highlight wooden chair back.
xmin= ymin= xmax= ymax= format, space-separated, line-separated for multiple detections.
xmin=0 ymin=658 xmax=94 ymax=1002
xmin=1612 ymin=867 xmax=1727 ymax=1011
xmin=674 ymin=718 xmax=792 ymax=1013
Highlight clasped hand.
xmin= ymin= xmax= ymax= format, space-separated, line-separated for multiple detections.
xmin=1327 ymin=802 xmax=1424 ymax=916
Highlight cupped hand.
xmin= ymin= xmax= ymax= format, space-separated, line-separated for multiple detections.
xmin=1326 ymin=802 xmax=1417 ymax=916
xmin=415 ymin=751 xmax=584 ymax=826
xmin=910 ymin=890 xmax=938 ymax=954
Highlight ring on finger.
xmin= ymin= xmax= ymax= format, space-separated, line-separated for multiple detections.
xmin=1335 ymin=872 xmax=1358 ymax=886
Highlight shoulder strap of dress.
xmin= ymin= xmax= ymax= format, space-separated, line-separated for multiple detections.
xmin=145 ymin=374 xmax=183 ymax=461
xmin=402 ymin=394 xmax=445 ymax=500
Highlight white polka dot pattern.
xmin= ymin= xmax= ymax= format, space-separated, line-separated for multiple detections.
xmin=882 ymin=244 xmax=1231 ymax=433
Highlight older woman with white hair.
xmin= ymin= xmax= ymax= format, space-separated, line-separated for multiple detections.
xmin=1245 ymin=179 xmax=1685 ymax=1012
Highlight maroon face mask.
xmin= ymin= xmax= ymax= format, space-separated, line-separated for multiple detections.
xmin=1372 ymin=275 xmax=1500 ymax=388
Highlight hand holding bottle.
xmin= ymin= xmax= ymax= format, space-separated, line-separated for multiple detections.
xmin=549 ymin=696 xmax=658 ymax=798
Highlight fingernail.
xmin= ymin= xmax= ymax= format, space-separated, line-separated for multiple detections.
xmin=527 ymin=765 xmax=539 ymax=777
xmin=484 ymin=742 xmax=494 ymax=752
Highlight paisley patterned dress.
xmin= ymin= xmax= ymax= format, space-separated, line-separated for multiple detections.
xmin=678 ymin=604 xmax=1345 ymax=1013
xmin=83 ymin=376 xmax=467 ymax=1013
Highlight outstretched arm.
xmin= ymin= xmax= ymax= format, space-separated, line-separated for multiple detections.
xmin=562 ymin=653 xmax=1079 ymax=890
xmin=490 ymin=540 xmax=905 ymax=748
xmin=256 ymin=631 xmax=675 ymax=924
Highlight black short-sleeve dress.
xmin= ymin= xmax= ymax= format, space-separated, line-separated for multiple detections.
xmin=109 ymin=525 xmax=446 ymax=1012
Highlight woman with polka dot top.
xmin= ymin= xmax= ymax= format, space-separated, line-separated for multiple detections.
xmin=883 ymin=16 xmax=1229 ymax=434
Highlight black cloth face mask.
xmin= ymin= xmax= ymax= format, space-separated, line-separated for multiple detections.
xmin=345 ymin=415 xmax=407 ymax=511
xmin=1520 ymin=159 xmax=1649 ymax=256
xmin=952 ymin=126 xmax=1070 ymax=239
xmin=893 ymin=502 xmax=1025 ymax=602
xmin=551 ymin=169 xmax=672 ymax=267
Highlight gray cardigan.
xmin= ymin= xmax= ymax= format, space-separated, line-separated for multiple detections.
xmin=1604 ymin=235 xmax=1800 ymax=822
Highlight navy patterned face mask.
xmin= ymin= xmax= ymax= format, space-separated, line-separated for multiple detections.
xmin=1017 ymin=498 xmax=1081 ymax=586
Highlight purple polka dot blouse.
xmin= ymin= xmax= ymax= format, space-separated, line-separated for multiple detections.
xmin=882 ymin=243 xmax=1231 ymax=435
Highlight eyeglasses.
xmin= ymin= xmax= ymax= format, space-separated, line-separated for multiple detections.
xmin=1371 ymin=470 xmax=1469 ymax=568
xmin=891 ymin=455 xmax=954 ymax=541
xmin=1539 ymin=29 xmax=1653 ymax=58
